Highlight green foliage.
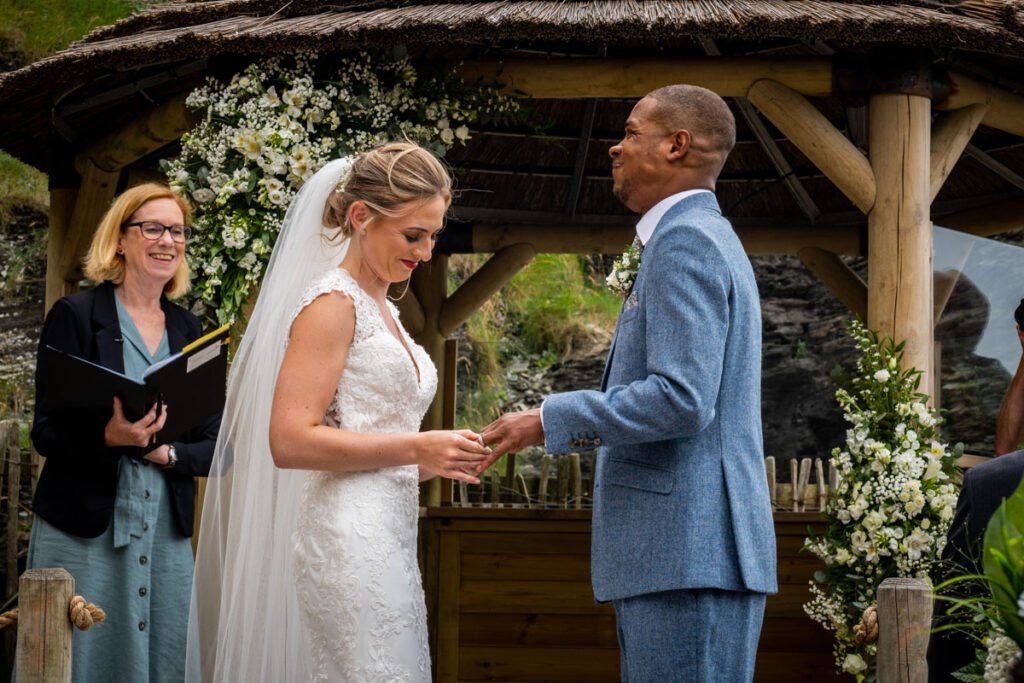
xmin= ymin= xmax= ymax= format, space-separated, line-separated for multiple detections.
xmin=0 ymin=151 xmax=47 ymax=222
xmin=0 ymin=0 xmax=139 ymax=63
xmin=982 ymin=476 xmax=1024 ymax=648
xmin=452 ymin=253 xmax=620 ymax=428
xmin=504 ymin=254 xmax=620 ymax=359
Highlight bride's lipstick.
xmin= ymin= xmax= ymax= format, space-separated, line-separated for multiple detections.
xmin=401 ymin=259 xmax=419 ymax=270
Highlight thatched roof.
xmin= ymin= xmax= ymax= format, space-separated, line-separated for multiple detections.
xmin=1 ymin=0 xmax=1023 ymax=230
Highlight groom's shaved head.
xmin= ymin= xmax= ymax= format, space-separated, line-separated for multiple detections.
xmin=645 ymin=84 xmax=736 ymax=176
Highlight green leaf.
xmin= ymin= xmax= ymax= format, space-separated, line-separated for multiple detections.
xmin=982 ymin=475 xmax=1024 ymax=647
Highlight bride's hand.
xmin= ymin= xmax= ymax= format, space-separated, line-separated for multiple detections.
xmin=415 ymin=430 xmax=491 ymax=484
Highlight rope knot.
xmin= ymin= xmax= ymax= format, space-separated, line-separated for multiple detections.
xmin=68 ymin=595 xmax=106 ymax=631
xmin=853 ymin=604 xmax=878 ymax=646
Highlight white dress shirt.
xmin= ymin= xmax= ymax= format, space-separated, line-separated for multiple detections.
xmin=635 ymin=188 xmax=711 ymax=246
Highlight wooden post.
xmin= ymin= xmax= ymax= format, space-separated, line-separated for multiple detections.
xmin=3 ymin=421 xmax=21 ymax=599
xmin=2 ymin=420 xmax=20 ymax=668
xmin=15 ymin=568 xmax=74 ymax=683
xmin=868 ymin=94 xmax=934 ymax=398
xmin=440 ymin=338 xmax=458 ymax=506
xmin=45 ymin=188 xmax=79 ymax=311
xmin=413 ymin=256 xmax=449 ymax=507
xmin=876 ymin=577 xmax=933 ymax=682
xmin=60 ymin=163 xmax=120 ymax=282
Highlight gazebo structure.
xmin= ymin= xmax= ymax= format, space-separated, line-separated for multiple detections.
xmin=3 ymin=0 xmax=1024 ymax=680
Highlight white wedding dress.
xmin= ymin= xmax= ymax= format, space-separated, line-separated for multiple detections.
xmin=291 ymin=267 xmax=437 ymax=683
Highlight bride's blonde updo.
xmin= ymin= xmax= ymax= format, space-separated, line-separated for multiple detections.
xmin=323 ymin=142 xmax=452 ymax=239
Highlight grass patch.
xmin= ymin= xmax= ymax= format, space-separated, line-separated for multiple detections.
xmin=0 ymin=0 xmax=139 ymax=63
xmin=0 ymin=151 xmax=47 ymax=221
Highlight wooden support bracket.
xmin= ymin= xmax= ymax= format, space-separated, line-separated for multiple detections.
xmin=929 ymin=103 xmax=988 ymax=202
xmin=74 ymin=92 xmax=193 ymax=176
xmin=940 ymin=71 xmax=1024 ymax=138
xmin=796 ymin=247 xmax=867 ymax=318
xmin=747 ymin=79 xmax=876 ymax=214
xmin=439 ymin=243 xmax=535 ymax=336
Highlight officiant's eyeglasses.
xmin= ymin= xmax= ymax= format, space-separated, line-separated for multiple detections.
xmin=122 ymin=221 xmax=193 ymax=244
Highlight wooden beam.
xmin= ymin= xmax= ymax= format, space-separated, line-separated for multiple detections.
xmin=936 ymin=197 xmax=1024 ymax=237
xmin=868 ymin=93 xmax=933 ymax=398
xmin=929 ymin=103 xmax=988 ymax=202
xmin=796 ymin=247 xmax=867 ymax=318
xmin=413 ymin=256 xmax=449 ymax=507
xmin=965 ymin=144 xmax=1024 ymax=191
xmin=61 ymin=163 xmax=120 ymax=281
xmin=939 ymin=71 xmax=1024 ymax=138
xmin=439 ymin=244 xmax=536 ymax=336
xmin=747 ymin=79 xmax=876 ymax=214
xmin=459 ymin=57 xmax=833 ymax=99
xmin=468 ymin=222 xmax=865 ymax=256
xmin=74 ymin=92 xmax=193 ymax=176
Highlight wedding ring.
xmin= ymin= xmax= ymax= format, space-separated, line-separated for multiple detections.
xmin=476 ymin=433 xmax=486 ymax=447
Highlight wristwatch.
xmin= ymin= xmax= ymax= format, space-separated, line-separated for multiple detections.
xmin=163 ymin=444 xmax=178 ymax=470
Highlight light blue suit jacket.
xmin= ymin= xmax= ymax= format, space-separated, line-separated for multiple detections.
xmin=542 ymin=192 xmax=777 ymax=602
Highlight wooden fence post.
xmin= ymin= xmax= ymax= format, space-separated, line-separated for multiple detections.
xmin=3 ymin=420 xmax=22 ymax=600
xmin=16 ymin=568 xmax=74 ymax=683
xmin=876 ymin=577 xmax=933 ymax=682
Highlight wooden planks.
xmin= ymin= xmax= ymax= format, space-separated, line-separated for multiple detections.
xmin=424 ymin=511 xmax=847 ymax=682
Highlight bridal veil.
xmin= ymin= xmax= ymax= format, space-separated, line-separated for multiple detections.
xmin=186 ymin=158 xmax=353 ymax=682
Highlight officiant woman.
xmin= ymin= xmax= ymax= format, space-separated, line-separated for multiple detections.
xmin=22 ymin=183 xmax=219 ymax=682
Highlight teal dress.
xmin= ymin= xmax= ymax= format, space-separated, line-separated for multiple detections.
xmin=25 ymin=296 xmax=194 ymax=683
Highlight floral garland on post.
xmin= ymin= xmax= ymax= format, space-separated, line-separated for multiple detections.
xmin=161 ymin=49 xmax=520 ymax=324
xmin=804 ymin=320 xmax=962 ymax=679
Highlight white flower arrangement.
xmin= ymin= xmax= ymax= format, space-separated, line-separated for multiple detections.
xmin=606 ymin=240 xmax=641 ymax=297
xmin=161 ymin=49 xmax=520 ymax=324
xmin=804 ymin=319 xmax=961 ymax=680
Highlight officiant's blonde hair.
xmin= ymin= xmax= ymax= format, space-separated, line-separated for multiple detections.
xmin=83 ymin=183 xmax=193 ymax=298
xmin=323 ymin=142 xmax=452 ymax=239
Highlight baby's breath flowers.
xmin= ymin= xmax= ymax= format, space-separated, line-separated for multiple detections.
xmin=606 ymin=240 xmax=641 ymax=297
xmin=804 ymin=320 xmax=961 ymax=680
xmin=162 ymin=50 xmax=520 ymax=324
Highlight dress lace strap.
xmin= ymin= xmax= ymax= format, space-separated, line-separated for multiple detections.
xmin=289 ymin=268 xmax=382 ymax=345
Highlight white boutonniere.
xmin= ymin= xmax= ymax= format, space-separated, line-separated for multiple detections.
xmin=606 ymin=240 xmax=642 ymax=297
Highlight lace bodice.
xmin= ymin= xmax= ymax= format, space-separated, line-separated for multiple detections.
xmin=290 ymin=267 xmax=438 ymax=433
xmin=290 ymin=267 xmax=436 ymax=683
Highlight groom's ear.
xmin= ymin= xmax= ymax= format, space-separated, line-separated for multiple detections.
xmin=666 ymin=129 xmax=691 ymax=161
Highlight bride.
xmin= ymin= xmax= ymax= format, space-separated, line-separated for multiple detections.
xmin=186 ymin=143 xmax=490 ymax=682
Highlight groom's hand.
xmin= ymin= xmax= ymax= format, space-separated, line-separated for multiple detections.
xmin=478 ymin=408 xmax=544 ymax=472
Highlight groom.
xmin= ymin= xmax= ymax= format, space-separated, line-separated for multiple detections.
xmin=480 ymin=84 xmax=777 ymax=681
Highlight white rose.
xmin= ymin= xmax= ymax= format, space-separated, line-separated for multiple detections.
xmin=843 ymin=653 xmax=867 ymax=673
xmin=192 ymin=188 xmax=215 ymax=204
xmin=874 ymin=369 xmax=890 ymax=382
xmin=440 ymin=128 xmax=455 ymax=144
xmin=454 ymin=125 xmax=470 ymax=141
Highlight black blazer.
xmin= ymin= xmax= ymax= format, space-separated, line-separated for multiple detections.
xmin=927 ymin=450 xmax=1024 ymax=682
xmin=31 ymin=282 xmax=220 ymax=538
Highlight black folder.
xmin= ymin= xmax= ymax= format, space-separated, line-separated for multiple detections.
xmin=39 ymin=325 xmax=230 ymax=444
